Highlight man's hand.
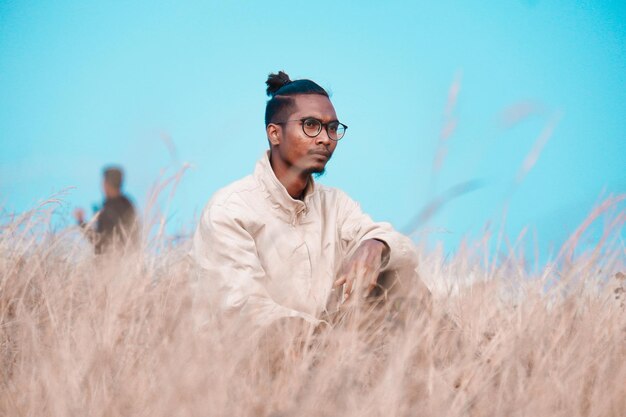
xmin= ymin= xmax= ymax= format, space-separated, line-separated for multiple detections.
xmin=334 ymin=239 xmax=390 ymax=302
xmin=73 ymin=208 xmax=85 ymax=224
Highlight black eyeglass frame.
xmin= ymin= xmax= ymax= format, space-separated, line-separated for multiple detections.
xmin=273 ymin=117 xmax=348 ymax=141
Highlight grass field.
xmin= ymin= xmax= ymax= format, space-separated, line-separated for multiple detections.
xmin=0 ymin=197 xmax=624 ymax=417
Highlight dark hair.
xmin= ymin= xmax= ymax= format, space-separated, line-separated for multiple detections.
xmin=103 ymin=166 xmax=124 ymax=189
xmin=264 ymin=71 xmax=329 ymax=126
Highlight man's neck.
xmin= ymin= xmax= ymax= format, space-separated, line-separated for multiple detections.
xmin=269 ymin=154 xmax=309 ymax=200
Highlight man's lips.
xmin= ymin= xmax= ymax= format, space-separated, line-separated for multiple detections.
xmin=309 ymin=150 xmax=331 ymax=158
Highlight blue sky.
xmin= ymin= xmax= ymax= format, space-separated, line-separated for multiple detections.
xmin=1 ymin=1 xmax=624 ymax=260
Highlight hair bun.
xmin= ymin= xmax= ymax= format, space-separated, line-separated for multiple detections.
xmin=266 ymin=71 xmax=292 ymax=97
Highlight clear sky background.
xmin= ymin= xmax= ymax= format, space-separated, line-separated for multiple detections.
xmin=1 ymin=1 xmax=624 ymax=261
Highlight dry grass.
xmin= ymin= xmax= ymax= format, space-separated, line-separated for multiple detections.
xmin=0 ymin=198 xmax=624 ymax=417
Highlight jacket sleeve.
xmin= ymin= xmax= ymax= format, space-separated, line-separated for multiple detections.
xmin=336 ymin=190 xmax=418 ymax=273
xmin=191 ymin=200 xmax=320 ymax=327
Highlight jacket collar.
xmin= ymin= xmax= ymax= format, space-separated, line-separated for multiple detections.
xmin=254 ymin=151 xmax=316 ymax=218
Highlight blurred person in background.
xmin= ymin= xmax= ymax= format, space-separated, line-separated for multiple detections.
xmin=74 ymin=166 xmax=138 ymax=254
xmin=192 ymin=71 xmax=429 ymax=329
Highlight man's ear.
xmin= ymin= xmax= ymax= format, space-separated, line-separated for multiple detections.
xmin=266 ymin=123 xmax=281 ymax=146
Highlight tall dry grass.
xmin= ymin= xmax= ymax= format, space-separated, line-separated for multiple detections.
xmin=0 ymin=194 xmax=624 ymax=417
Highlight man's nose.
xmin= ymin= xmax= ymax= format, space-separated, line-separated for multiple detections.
xmin=315 ymin=128 xmax=332 ymax=145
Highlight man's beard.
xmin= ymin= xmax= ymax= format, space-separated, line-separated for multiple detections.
xmin=313 ymin=168 xmax=326 ymax=178
xmin=300 ymin=159 xmax=328 ymax=178
xmin=305 ymin=152 xmax=331 ymax=178
xmin=301 ymin=166 xmax=326 ymax=178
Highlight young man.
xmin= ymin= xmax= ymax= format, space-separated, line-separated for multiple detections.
xmin=74 ymin=166 xmax=137 ymax=254
xmin=192 ymin=71 xmax=422 ymax=327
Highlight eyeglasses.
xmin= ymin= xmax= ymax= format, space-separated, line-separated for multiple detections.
xmin=275 ymin=117 xmax=348 ymax=141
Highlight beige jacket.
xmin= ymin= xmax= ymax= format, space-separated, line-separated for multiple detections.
xmin=192 ymin=152 xmax=418 ymax=326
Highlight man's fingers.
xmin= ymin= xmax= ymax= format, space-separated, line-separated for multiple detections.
xmin=338 ymin=245 xmax=384 ymax=301
xmin=361 ymin=267 xmax=381 ymax=298
xmin=365 ymin=282 xmax=377 ymax=297
xmin=334 ymin=276 xmax=346 ymax=287
xmin=342 ymin=267 xmax=379 ymax=302
xmin=333 ymin=272 xmax=354 ymax=302
xmin=360 ymin=281 xmax=375 ymax=298
xmin=344 ymin=276 xmax=354 ymax=300
xmin=350 ymin=262 xmax=368 ymax=294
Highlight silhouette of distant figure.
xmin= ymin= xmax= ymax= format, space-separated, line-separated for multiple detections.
xmin=74 ymin=166 xmax=137 ymax=254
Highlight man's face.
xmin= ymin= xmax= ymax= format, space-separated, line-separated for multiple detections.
xmin=270 ymin=94 xmax=339 ymax=175
xmin=102 ymin=180 xmax=118 ymax=198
